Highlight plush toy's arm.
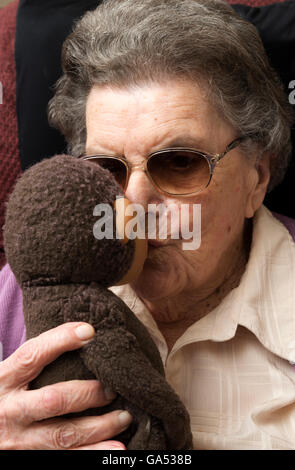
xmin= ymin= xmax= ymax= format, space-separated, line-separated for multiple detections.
xmin=63 ymin=285 xmax=192 ymax=450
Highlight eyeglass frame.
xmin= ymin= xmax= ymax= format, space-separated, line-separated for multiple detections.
xmin=79 ymin=136 xmax=248 ymax=197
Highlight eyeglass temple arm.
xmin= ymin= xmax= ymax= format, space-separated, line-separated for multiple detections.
xmin=213 ymin=136 xmax=250 ymax=163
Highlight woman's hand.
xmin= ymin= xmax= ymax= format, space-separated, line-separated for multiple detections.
xmin=0 ymin=322 xmax=133 ymax=450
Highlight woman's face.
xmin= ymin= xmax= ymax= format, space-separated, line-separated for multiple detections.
xmin=85 ymin=80 xmax=269 ymax=302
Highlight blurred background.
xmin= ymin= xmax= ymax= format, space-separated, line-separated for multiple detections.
xmin=1 ymin=0 xmax=14 ymax=6
xmin=0 ymin=0 xmax=14 ymax=7
xmin=0 ymin=0 xmax=13 ymax=7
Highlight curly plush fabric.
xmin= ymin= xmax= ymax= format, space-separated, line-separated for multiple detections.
xmin=0 ymin=0 xmax=21 ymax=270
xmin=3 ymin=155 xmax=193 ymax=450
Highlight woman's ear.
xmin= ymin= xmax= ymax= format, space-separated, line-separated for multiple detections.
xmin=245 ymin=153 xmax=271 ymax=219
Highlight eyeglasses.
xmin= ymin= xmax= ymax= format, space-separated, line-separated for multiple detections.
xmin=80 ymin=136 xmax=247 ymax=197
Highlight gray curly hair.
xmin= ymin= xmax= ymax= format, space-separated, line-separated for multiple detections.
xmin=48 ymin=0 xmax=294 ymax=191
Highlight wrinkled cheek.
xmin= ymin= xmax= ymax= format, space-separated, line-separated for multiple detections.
xmin=165 ymin=186 xmax=244 ymax=248
xmin=162 ymin=199 xmax=202 ymax=240
xmin=197 ymin=193 xmax=244 ymax=248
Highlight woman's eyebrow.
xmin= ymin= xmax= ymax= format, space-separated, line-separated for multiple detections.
xmin=161 ymin=136 xmax=207 ymax=150
xmin=85 ymin=146 xmax=117 ymax=156
xmin=85 ymin=136 xmax=209 ymax=156
xmin=85 ymin=148 xmax=99 ymax=155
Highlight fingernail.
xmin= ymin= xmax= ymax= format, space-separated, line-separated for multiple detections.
xmin=108 ymin=445 xmax=126 ymax=450
xmin=75 ymin=324 xmax=95 ymax=341
xmin=118 ymin=411 xmax=133 ymax=427
xmin=104 ymin=386 xmax=117 ymax=401
xmin=101 ymin=442 xmax=126 ymax=450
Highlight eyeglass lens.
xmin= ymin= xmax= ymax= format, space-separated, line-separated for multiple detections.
xmin=147 ymin=150 xmax=210 ymax=194
xmin=88 ymin=157 xmax=128 ymax=189
xmin=86 ymin=150 xmax=211 ymax=195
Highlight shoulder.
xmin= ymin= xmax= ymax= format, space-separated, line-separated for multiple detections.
xmin=272 ymin=211 xmax=295 ymax=242
xmin=252 ymin=205 xmax=295 ymax=249
xmin=237 ymin=206 xmax=295 ymax=364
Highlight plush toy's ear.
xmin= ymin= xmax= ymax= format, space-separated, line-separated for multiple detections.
xmin=114 ymin=197 xmax=147 ymax=286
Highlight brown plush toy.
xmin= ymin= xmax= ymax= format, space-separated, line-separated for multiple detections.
xmin=4 ymin=154 xmax=193 ymax=450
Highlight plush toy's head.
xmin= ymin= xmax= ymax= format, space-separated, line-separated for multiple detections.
xmin=4 ymin=154 xmax=146 ymax=287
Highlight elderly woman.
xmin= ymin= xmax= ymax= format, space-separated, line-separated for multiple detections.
xmin=0 ymin=0 xmax=295 ymax=450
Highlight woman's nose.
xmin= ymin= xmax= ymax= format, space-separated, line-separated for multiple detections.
xmin=124 ymin=167 xmax=161 ymax=208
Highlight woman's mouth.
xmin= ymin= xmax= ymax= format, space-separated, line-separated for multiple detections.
xmin=148 ymin=239 xmax=172 ymax=248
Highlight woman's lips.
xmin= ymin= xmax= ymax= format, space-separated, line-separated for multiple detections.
xmin=148 ymin=239 xmax=170 ymax=248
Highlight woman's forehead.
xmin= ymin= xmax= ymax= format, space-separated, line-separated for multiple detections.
xmin=86 ymin=80 xmax=210 ymax=118
xmin=85 ymin=81 xmax=233 ymax=155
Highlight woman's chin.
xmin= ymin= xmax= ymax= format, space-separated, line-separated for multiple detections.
xmin=131 ymin=244 xmax=182 ymax=300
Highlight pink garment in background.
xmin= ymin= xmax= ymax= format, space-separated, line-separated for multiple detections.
xmin=0 ymin=262 xmax=25 ymax=360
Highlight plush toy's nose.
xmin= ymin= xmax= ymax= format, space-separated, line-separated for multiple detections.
xmin=114 ymin=196 xmax=147 ymax=285
xmin=114 ymin=196 xmax=136 ymax=244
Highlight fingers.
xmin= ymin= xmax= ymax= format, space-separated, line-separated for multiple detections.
xmin=14 ymin=380 xmax=116 ymax=424
xmin=0 ymin=323 xmax=135 ymax=450
xmin=0 ymin=323 xmax=95 ymax=390
xmin=0 ymin=358 xmax=133 ymax=450
xmin=15 ymin=411 xmax=133 ymax=450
